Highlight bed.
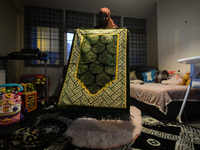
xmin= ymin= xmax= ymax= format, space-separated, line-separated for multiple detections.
xmin=130 ymin=83 xmax=200 ymax=121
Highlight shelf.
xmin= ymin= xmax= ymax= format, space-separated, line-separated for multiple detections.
xmin=0 ymin=49 xmax=49 ymax=104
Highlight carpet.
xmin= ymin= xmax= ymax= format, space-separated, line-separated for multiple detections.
xmin=0 ymin=112 xmax=73 ymax=150
xmin=1 ymin=108 xmax=200 ymax=150
xmin=65 ymin=115 xmax=200 ymax=150
xmin=65 ymin=106 xmax=142 ymax=149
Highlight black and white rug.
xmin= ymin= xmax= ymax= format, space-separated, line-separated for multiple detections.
xmin=132 ymin=115 xmax=200 ymax=150
xmin=1 ymin=112 xmax=200 ymax=150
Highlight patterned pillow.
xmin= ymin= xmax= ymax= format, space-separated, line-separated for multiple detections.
xmin=142 ymin=70 xmax=156 ymax=83
xmin=154 ymin=70 xmax=169 ymax=83
xmin=130 ymin=71 xmax=137 ymax=80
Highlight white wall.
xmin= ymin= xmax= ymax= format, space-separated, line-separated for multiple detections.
xmin=0 ymin=0 xmax=17 ymax=56
xmin=157 ymin=0 xmax=200 ymax=72
xmin=147 ymin=5 xmax=158 ymax=67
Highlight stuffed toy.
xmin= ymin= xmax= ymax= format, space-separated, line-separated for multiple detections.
xmin=182 ymin=72 xmax=190 ymax=85
xmin=161 ymin=74 xmax=186 ymax=85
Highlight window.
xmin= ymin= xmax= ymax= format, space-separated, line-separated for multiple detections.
xmin=24 ymin=6 xmax=64 ymax=67
xmin=67 ymin=33 xmax=74 ymax=61
xmin=31 ymin=26 xmax=60 ymax=65
xmin=65 ymin=10 xmax=94 ymax=63
xmin=24 ymin=6 xmax=147 ymax=67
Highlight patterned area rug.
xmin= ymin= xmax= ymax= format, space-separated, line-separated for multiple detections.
xmin=1 ymin=109 xmax=200 ymax=150
xmin=133 ymin=115 xmax=200 ymax=150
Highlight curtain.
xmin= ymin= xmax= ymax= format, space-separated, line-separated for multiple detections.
xmin=24 ymin=6 xmax=147 ymax=67
xmin=24 ymin=5 xmax=64 ymax=66
xmin=123 ymin=17 xmax=147 ymax=66
xmin=65 ymin=10 xmax=94 ymax=33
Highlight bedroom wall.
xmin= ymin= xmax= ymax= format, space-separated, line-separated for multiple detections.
xmin=147 ymin=6 xmax=158 ymax=67
xmin=22 ymin=0 xmax=158 ymax=96
xmin=0 ymin=0 xmax=24 ymax=83
xmin=0 ymin=0 xmax=158 ymax=96
xmin=157 ymin=0 xmax=200 ymax=72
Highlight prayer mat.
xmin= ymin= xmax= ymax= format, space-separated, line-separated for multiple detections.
xmin=57 ymin=28 xmax=130 ymax=120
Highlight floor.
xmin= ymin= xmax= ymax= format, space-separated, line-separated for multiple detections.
xmin=182 ymin=111 xmax=200 ymax=129
xmin=188 ymin=122 xmax=200 ymax=128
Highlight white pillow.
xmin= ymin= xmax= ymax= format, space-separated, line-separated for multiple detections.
xmin=130 ymin=71 xmax=137 ymax=80
xmin=130 ymin=79 xmax=144 ymax=84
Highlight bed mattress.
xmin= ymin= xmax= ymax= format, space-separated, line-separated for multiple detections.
xmin=130 ymin=83 xmax=200 ymax=114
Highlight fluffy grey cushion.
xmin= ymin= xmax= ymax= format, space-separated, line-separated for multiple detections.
xmin=64 ymin=106 xmax=142 ymax=149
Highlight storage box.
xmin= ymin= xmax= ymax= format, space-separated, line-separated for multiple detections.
xmin=20 ymin=74 xmax=49 ymax=103
xmin=22 ymin=91 xmax=37 ymax=113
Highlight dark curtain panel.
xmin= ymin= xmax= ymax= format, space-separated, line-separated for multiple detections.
xmin=124 ymin=17 xmax=147 ymax=66
xmin=24 ymin=5 xmax=64 ymax=67
xmin=65 ymin=10 xmax=94 ymax=32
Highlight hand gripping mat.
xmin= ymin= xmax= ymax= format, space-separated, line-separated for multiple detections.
xmin=57 ymin=28 xmax=130 ymax=120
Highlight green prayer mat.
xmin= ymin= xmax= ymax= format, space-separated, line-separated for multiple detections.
xmin=57 ymin=28 xmax=130 ymax=120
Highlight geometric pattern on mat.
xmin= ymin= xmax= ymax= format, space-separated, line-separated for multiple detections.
xmin=57 ymin=28 xmax=129 ymax=110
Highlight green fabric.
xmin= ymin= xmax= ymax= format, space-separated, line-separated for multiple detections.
xmin=100 ymin=35 xmax=113 ymax=44
xmin=92 ymin=41 xmax=105 ymax=54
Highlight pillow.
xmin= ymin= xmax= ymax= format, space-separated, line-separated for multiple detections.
xmin=142 ymin=70 xmax=156 ymax=83
xmin=154 ymin=70 xmax=169 ymax=83
xmin=130 ymin=79 xmax=143 ymax=84
xmin=130 ymin=71 xmax=137 ymax=80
